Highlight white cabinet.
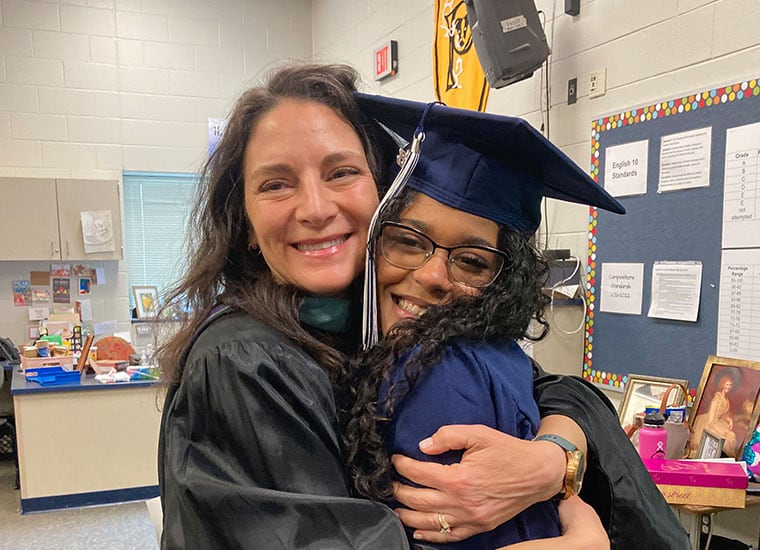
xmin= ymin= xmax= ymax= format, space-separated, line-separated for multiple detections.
xmin=0 ymin=178 xmax=123 ymax=261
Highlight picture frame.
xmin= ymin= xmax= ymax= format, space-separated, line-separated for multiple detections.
xmin=132 ymin=285 xmax=159 ymax=319
xmin=618 ymin=374 xmax=688 ymax=430
xmin=697 ymin=429 xmax=725 ymax=459
xmin=688 ymin=355 xmax=760 ymax=459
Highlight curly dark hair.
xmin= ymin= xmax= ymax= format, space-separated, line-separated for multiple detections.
xmin=157 ymin=62 xmax=397 ymax=385
xmin=340 ymin=188 xmax=550 ymax=500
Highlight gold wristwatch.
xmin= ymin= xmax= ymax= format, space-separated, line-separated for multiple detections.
xmin=534 ymin=434 xmax=586 ymax=499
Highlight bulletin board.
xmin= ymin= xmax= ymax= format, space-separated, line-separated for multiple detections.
xmin=583 ymin=77 xmax=760 ymax=395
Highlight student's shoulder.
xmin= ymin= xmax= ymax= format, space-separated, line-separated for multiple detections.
xmin=445 ymin=337 xmax=529 ymax=368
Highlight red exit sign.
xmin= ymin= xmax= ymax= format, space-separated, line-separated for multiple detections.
xmin=373 ymin=40 xmax=398 ymax=81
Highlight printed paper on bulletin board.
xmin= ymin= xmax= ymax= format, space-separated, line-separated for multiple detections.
xmin=584 ymin=77 xmax=760 ymax=395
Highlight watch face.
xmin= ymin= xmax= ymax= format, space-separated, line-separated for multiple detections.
xmin=567 ymin=450 xmax=585 ymax=495
xmin=575 ymin=451 xmax=586 ymax=492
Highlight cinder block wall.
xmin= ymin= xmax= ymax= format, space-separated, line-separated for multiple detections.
xmin=0 ymin=0 xmax=311 ymax=343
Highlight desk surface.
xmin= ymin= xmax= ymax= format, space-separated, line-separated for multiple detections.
xmin=676 ymin=492 xmax=760 ymax=514
xmin=10 ymin=367 xmax=158 ymax=395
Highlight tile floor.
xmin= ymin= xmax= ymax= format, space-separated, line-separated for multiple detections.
xmin=0 ymin=460 xmax=158 ymax=550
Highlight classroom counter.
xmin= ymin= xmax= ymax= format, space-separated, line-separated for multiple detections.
xmin=11 ymin=368 xmax=162 ymax=513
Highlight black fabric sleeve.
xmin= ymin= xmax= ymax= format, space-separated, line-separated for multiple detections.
xmin=532 ymin=363 xmax=690 ymax=550
xmin=159 ymin=317 xmax=409 ymax=550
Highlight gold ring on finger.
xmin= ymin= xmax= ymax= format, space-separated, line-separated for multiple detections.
xmin=437 ymin=512 xmax=451 ymax=535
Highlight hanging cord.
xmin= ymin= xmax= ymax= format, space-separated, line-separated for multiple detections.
xmin=547 ymin=255 xmax=585 ymax=335
xmin=536 ymin=8 xmax=554 ymax=250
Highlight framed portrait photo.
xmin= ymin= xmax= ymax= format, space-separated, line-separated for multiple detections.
xmin=697 ymin=429 xmax=725 ymax=459
xmin=618 ymin=374 xmax=688 ymax=430
xmin=688 ymin=355 xmax=760 ymax=459
xmin=132 ymin=285 xmax=159 ymax=319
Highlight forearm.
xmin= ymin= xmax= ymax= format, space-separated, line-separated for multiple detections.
xmin=501 ymin=537 xmax=564 ymax=549
xmin=498 ymin=496 xmax=609 ymax=550
xmin=531 ymin=414 xmax=587 ymax=500
xmin=536 ymin=414 xmax=587 ymax=455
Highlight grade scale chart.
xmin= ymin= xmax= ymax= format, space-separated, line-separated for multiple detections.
xmin=723 ymin=121 xmax=760 ymax=249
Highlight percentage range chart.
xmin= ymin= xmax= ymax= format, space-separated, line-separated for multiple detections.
xmin=717 ymin=248 xmax=760 ymax=361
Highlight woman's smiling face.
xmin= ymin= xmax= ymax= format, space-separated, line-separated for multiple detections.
xmin=244 ymin=99 xmax=379 ymax=296
xmin=377 ymin=193 xmax=500 ymax=334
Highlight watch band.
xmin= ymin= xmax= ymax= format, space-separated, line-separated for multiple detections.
xmin=533 ymin=433 xmax=585 ymax=500
xmin=533 ymin=433 xmax=578 ymax=452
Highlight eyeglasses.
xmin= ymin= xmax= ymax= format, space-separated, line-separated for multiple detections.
xmin=378 ymin=222 xmax=507 ymax=288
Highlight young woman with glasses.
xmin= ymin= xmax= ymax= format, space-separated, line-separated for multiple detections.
xmin=345 ymin=185 xmax=567 ymax=548
xmin=341 ymin=94 xmax=690 ymax=549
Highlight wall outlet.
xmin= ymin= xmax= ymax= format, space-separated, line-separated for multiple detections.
xmin=589 ymin=69 xmax=606 ymax=98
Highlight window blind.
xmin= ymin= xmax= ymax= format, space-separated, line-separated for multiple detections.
xmin=122 ymin=171 xmax=198 ymax=308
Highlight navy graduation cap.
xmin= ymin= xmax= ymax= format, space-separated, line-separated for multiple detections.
xmin=356 ymin=92 xmax=624 ymax=233
xmin=356 ymin=93 xmax=625 ymax=347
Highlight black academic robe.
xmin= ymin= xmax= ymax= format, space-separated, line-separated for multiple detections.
xmin=158 ymin=311 xmax=409 ymax=549
xmin=532 ymin=363 xmax=691 ymax=550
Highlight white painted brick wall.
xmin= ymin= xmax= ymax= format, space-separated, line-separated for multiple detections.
xmin=168 ymin=17 xmax=219 ymax=46
xmin=0 ymin=138 xmax=41 ymax=166
xmin=0 ymin=27 xmax=33 ymax=57
xmin=59 ymin=5 xmax=116 ymax=37
xmin=89 ymin=36 xmax=117 ymax=64
xmin=143 ymin=42 xmax=194 ymax=70
xmin=0 ymin=112 xmax=10 ymax=138
xmin=0 ymin=0 xmax=312 ymax=338
xmin=194 ymin=45 xmax=243 ymax=74
xmin=6 ymin=56 xmax=64 ymax=85
xmin=33 ymin=30 xmax=91 ymax=62
xmin=64 ymin=61 xmax=119 ymax=90
xmin=11 ymin=112 xmax=67 ymax=141
xmin=116 ymin=38 xmax=144 ymax=66
xmin=0 ymin=83 xmax=37 ymax=112
xmin=2 ymin=0 xmax=60 ymax=31
xmin=170 ymin=70 xmax=220 ymax=98
xmin=115 ymin=12 xmax=168 ymax=41
xmin=67 ymin=115 xmax=122 ymax=144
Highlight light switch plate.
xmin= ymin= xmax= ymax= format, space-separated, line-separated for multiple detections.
xmin=589 ymin=69 xmax=607 ymax=98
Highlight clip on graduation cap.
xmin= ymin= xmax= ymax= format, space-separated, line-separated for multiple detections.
xmin=356 ymin=92 xmax=625 ymax=348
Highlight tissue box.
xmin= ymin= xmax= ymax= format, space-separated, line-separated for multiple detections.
xmin=643 ymin=459 xmax=748 ymax=508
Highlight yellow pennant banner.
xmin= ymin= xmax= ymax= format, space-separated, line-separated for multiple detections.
xmin=433 ymin=0 xmax=490 ymax=111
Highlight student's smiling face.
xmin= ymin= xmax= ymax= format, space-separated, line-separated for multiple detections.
xmin=376 ymin=193 xmax=500 ymax=334
xmin=243 ymin=99 xmax=379 ymax=297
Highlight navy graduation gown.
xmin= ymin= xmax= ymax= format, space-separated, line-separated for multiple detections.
xmin=382 ymin=339 xmax=561 ymax=549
